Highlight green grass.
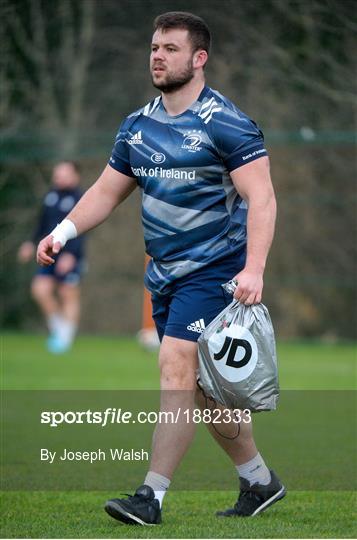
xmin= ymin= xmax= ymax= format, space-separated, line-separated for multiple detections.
xmin=1 ymin=333 xmax=356 ymax=538
xmin=1 ymin=491 xmax=356 ymax=538
xmin=2 ymin=333 xmax=355 ymax=390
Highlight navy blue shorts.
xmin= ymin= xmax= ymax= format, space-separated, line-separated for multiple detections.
xmin=152 ymin=250 xmax=246 ymax=343
xmin=36 ymin=257 xmax=85 ymax=285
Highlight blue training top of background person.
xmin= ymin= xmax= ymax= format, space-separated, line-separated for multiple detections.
xmin=33 ymin=188 xmax=85 ymax=259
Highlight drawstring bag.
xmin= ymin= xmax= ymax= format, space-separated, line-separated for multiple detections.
xmin=198 ymin=280 xmax=279 ymax=412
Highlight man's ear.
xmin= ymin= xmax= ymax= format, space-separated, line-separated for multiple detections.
xmin=193 ymin=50 xmax=208 ymax=69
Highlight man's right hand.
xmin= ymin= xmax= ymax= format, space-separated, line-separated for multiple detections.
xmin=36 ymin=235 xmax=63 ymax=266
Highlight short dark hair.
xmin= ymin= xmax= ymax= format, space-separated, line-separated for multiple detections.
xmin=153 ymin=11 xmax=211 ymax=54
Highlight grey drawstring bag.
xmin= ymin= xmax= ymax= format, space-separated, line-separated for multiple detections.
xmin=198 ymin=280 xmax=279 ymax=412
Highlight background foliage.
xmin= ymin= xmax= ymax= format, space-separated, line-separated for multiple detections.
xmin=1 ymin=0 xmax=356 ymax=338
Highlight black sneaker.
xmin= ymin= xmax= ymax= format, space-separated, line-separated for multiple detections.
xmin=216 ymin=470 xmax=286 ymax=517
xmin=105 ymin=485 xmax=161 ymax=526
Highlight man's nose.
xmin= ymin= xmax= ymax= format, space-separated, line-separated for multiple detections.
xmin=152 ymin=48 xmax=165 ymax=61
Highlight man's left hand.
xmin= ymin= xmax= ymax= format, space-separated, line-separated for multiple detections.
xmin=232 ymin=269 xmax=263 ymax=305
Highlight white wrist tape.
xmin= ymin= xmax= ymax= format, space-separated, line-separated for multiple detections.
xmin=50 ymin=219 xmax=78 ymax=248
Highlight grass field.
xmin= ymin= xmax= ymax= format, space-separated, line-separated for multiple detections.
xmin=1 ymin=333 xmax=356 ymax=538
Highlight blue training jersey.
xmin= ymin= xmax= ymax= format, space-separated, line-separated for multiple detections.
xmin=33 ymin=188 xmax=85 ymax=259
xmin=109 ymin=85 xmax=268 ymax=295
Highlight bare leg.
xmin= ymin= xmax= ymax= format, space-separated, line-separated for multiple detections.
xmin=58 ymin=283 xmax=80 ymax=325
xmin=54 ymin=283 xmax=80 ymax=348
xmin=149 ymin=337 xmax=259 ymax=479
xmin=31 ymin=276 xmax=59 ymax=320
xmin=196 ymin=387 xmax=257 ymax=465
xmin=149 ymin=336 xmax=198 ymax=479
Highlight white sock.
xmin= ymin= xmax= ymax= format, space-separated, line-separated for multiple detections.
xmin=56 ymin=317 xmax=77 ymax=346
xmin=236 ymin=453 xmax=271 ymax=486
xmin=144 ymin=471 xmax=171 ymax=508
xmin=47 ymin=313 xmax=62 ymax=335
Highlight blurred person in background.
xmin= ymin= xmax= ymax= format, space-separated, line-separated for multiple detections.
xmin=137 ymin=254 xmax=161 ymax=351
xmin=18 ymin=161 xmax=85 ymax=354
xmin=36 ymin=12 xmax=284 ymax=525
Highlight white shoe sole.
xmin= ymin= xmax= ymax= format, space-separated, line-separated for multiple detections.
xmin=252 ymin=485 xmax=286 ymax=516
xmin=105 ymin=500 xmax=158 ymax=526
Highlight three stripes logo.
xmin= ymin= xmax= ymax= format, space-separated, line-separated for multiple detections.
xmin=128 ymin=131 xmax=143 ymax=145
xmin=187 ymin=318 xmax=206 ymax=333
xmin=198 ymin=97 xmax=222 ymax=124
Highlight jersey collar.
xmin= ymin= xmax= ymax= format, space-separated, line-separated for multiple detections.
xmin=159 ymin=85 xmax=210 ymax=118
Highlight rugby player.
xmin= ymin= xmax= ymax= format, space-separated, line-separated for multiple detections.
xmin=19 ymin=161 xmax=85 ymax=354
xmin=37 ymin=12 xmax=286 ymax=523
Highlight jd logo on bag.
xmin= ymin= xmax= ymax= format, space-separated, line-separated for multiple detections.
xmin=210 ymin=325 xmax=258 ymax=383
xmin=198 ymin=283 xmax=279 ymax=411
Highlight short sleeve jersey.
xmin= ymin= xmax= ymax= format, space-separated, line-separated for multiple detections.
xmin=109 ymin=86 xmax=268 ymax=295
xmin=33 ymin=188 xmax=85 ymax=259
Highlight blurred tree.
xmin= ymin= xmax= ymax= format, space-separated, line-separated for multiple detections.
xmin=3 ymin=0 xmax=95 ymax=155
xmin=1 ymin=0 xmax=356 ymax=338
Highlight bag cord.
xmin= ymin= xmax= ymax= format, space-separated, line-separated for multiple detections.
xmin=196 ymin=378 xmax=241 ymax=440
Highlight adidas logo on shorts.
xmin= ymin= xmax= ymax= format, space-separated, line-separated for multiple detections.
xmin=187 ymin=318 xmax=206 ymax=333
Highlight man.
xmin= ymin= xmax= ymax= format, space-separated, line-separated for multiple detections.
xmin=19 ymin=161 xmax=85 ymax=354
xmin=37 ymin=12 xmax=285 ymax=524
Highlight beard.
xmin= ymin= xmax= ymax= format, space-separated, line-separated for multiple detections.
xmin=151 ymin=58 xmax=194 ymax=93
